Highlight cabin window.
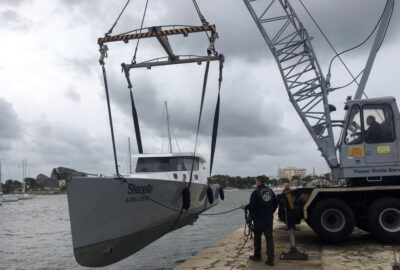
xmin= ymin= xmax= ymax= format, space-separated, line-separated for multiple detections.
xmin=136 ymin=157 xmax=200 ymax=172
xmin=173 ymin=173 xmax=178 ymax=179
xmin=345 ymin=105 xmax=363 ymax=145
xmin=363 ymin=104 xmax=395 ymax=144
xmin=194 ymin=175 xmax=199 ymax=180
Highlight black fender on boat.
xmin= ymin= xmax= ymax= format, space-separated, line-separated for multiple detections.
xmin=207 ymin=186 xmax=214 ymax=204
xmin=182 ymin=187 xmax=191 ymax=210
xmin=219 ymin=187 xmax=225 ymax=200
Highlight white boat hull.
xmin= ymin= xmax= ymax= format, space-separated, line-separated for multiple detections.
xmin=67 ymin=177 xmax=220 ymax=267
xmin=2 ymin=195 xmax=18 ymax=202
xmin=16 ymin=194 xmax=34 ymax=200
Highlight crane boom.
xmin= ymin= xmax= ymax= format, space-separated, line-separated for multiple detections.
xmin=354 ymin=0 xmax=394 ymax=100
xmin=243 ymin=0 xmax=337 ymax=167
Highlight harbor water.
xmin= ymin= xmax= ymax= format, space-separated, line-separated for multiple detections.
xmin=0 ymin=189 xmax=251 ymax=270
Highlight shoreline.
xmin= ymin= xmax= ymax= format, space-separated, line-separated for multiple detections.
xmin=27 ymin=190 xmax=67 ymax=195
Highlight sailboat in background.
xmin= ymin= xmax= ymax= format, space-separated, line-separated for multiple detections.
xmin=0 ymin=160 xmax=3 ymax=205
xmin=0 ymin=160 xmax=18 ymax=202
xmin=16 ymin=160 xmax=34 ymax=200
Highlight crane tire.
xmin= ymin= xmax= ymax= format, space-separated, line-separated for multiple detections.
xmin=368 ymin=197 xmax=400 ymax=243
xmin=310 ymin=198 xmax=355 ymax=243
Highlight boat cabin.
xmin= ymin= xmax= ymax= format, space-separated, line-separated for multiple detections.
xmin=133 ymin=153 xmax=207 ymax=183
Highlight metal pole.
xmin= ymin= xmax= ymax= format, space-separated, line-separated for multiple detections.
xmin=354 ymin=0 xmax=394 ymax=100
xmin=165 ymin=101 xmax=173 ymax=153
xmin=289 ymin=228 xmax=296 ymax=248
xmin=128 ymin=137 xmax=132 ymax=173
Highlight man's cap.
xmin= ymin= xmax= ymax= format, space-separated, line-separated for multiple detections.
xmin=255 ymin=175 xmax=266 ymax=183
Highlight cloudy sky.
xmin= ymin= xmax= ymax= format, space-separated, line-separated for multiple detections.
xmin=1 ymin=0 xmax=399 ymax=180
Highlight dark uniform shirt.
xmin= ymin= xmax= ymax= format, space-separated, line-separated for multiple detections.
xmin=246 ymin=184 xmax=278 ymax=220
xmin=365 ymin=121 xmax=383 ymax=143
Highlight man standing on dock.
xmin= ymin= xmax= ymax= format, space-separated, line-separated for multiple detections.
xmin=245 ymin=175 xmax=278 ymax=266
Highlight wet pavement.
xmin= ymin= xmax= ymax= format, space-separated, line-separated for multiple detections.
xmin=174 ymin=215 xmax=400 ymax=270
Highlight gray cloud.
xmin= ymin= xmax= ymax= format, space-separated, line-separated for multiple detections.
xmin=64 ymin=87 xmax=81 ymax=103
xmin=1 ymin=0 xmax=399 ymax=179
xmin=0 ymin=98 xmax=21 ymax=141
xmin=0 ymin=9 xmax=17 ymax=20
xmin=0 ymin=0 xmax=29 ymax=7
xmin=24 ymin=120 xmax=114 ymax=176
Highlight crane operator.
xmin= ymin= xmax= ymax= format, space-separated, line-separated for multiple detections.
xmin=365 ymin=115 xmax=383 ymax=143
xmin=245 ymin=175 xmax=278 ymax=266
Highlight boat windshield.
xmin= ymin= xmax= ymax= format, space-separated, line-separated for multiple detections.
xmin=135 ymin=157 xmax=200 ymax=173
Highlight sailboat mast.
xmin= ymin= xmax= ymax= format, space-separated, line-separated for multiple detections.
xmin=22 ymin=159 xmax=26 ymax=193
xmin=128 ymin=137 xmax=132 ymax=173
xmin=165 ymin=101 xmax=173 ymax=153
xmin=0 ymin=160 xmax=2 ymax=195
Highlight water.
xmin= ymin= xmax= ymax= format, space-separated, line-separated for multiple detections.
xmin=0 ymin=189 xmax=251 ymax=270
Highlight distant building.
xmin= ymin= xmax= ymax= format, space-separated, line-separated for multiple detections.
xmin=50 ymin=167 xmax=87 ymax=181
xmin=58 ymin=180 xmax=67 ymax=189
xmin=36 ymin=174 xmax=59 ymax=189
xmin=277 ymin=167 xmax=307 ymax=181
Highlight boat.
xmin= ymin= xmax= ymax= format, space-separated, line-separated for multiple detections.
xmin=0 ymin=163 xmax=2 ymax=206
xmin=16 ymin=160 xmax=34 ymax=200
xmin=67 ymin=152 xmax=221 ymax=267
xmin=16 ymin=193 xmax=34 ymax=200
xmin=67 ymin=102 xmax=221 ymax=267
xmin=2 ymin=194 xmax=18 ymax=202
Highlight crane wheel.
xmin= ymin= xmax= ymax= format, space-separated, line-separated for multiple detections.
xmin=309 ymin=198 xmax=355 ymax=243
xmin=368 ymin=197 xmax=400 ymax=243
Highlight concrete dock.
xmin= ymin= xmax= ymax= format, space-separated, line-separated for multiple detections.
xmin=174 ymin=215 xmax=400 ymax=270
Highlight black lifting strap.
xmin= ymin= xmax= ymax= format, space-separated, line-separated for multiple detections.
xmin=101 ymin=64 xmax=120 ymax=175
xmin=122 ymin=64 xmax=144 ymax=154
xmin=188 ymin=60 xmax=210 ymax=189
xmin=209 ymin=54 xmax=224 ymax=176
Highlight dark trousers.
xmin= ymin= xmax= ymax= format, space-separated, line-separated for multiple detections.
xmin=253 ymin=219 xmax=274 ymax=259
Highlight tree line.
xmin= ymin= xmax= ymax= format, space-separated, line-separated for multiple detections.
xmin=208 ymin=174 xmax=318 ymax=189
xmin=208 ymin=175 xmax=285 ymax=189
xmin=2 ymin=178 xmax=47 ymax=193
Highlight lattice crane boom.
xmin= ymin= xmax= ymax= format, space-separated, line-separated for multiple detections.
xmin=244 ymin=0 xmax=338 ymax=167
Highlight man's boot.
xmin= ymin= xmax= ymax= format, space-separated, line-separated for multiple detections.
xmin=249 ymin=255 xmax=261 ymax=261
xmin=265 ymin=258 xmax=274 ymax=266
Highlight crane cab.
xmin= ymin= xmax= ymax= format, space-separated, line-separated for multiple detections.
xmin=337 ymin=97 xmax=400 ymax=184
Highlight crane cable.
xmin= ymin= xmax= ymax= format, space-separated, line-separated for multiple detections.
xmin=298 ymin=0 xmax=359 ymax=87
xmin=329 ymin=69 xmax=364 ymax=92
xmin=106 ymin=0 xmax=131 ymax=36
xmin=299 ymin=0 xmax=393 ymax=98
xmin=132 ymin=0 xmax=150 ymax=63
xmin=192 ymin=0 xmax=209 ymax=26
xmin=192 ymin=0 xmax=213 ymax=43
xmin=326 ymin=0 xmax=392 ymax=86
